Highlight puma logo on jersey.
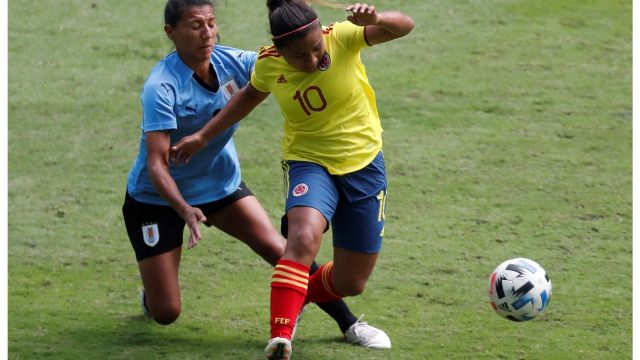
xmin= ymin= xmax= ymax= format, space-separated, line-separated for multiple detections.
xmin=277 ymin=74 xmax=287 ymax=84
xmin=185 ymin=104 xmax=198 ymax=113
xmin=160 ymin=83 xmax=172 ymax=95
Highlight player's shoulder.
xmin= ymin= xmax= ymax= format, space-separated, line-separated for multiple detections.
xmin=322 ymin=22 xmax=336 ymax=35
xmin=257 ymin=45 xmax=283 ymax=62
xmin=324 ymin=21 xmax=357 ymax=35
xmin=142 ymin=52 xmax=185 ymax=98
xmin=213 ymin=44 xmax=256 ymax=61
xmin=325 ymin=21 xmax=367 ymax=51
xmin=149 ymin=52 xmax=189 ymax=82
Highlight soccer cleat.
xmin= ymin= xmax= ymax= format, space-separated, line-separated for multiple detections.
xmin=264 ymin=337 xmax=292 ymax=360
xmin=344 ymin=314 xmax=391 ymax=349
xmin=139 ymin=289 xmax=151 ymax=318
xmin=290 ymin=305 xmax=307 ymax=341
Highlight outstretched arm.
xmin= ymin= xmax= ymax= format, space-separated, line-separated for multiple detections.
xmin=170 ymin=84 xmax=270 ymax=164
xmin=346 ymin=3 xmax=414 ymax=45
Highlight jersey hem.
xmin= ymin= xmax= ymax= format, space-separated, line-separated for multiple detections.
xmin=283 ymin=146 xmax=382 ymax=175
xmin=127 ymin=176 xmax=242 ymax=207
xmin=143 ymin=122 xmax=176 ymax=132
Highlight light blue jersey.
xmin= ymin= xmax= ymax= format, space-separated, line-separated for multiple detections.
xmin=127 ymin=45 xmax=257 ymax=205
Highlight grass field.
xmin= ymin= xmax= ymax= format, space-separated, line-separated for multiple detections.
xmin=8 ymin=0 xmax=631 ymax=359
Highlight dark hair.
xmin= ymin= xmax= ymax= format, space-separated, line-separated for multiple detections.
xmin=165 ymin=0 xmax=214 ymax=27
xmin=267 ymin=0 xmax=319 ymax=47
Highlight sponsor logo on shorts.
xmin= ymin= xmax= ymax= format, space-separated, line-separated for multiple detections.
xmin=292 ymin=183 xmax=309 ymax=197
xmin=142 ymin=223 xmax=159 ymax=247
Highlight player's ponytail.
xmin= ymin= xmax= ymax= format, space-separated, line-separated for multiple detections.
xmin=266 ymin=0 xmax=343 ymax=48
xmin=266 ymin=0 xmax=289 ymax=14
xmin=266 ymin=0 xmax=348 ymax=47
xmin=306 ymin=0 xmax=347 ymax=10
xmin=266 ymin=0 xmax=346 ymax=13
xmin=267 ymin=0 xmax=316 ymax=48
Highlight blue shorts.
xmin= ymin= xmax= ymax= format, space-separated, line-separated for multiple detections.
xmin=282 ymin=152 xmax=387 ymax=253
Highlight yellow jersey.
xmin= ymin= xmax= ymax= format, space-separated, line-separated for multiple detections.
xmin=251 ymin=21 xmax=382 ymax=175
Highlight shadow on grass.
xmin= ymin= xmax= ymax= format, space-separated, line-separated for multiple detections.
xmin=62 ymin=314 xmax=266 ymax=359
xmin=293 ymin=335 xmax=396 ymax=360
xmin=296 ymin=335 xmax=345 ymax=346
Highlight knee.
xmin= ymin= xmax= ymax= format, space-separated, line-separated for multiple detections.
xmin=288 ymin=226 xmax=321 ymax=253
xmin=335 ymin=279 xmax=368 ymax=297
xmin=151 ymin=302 xmax=181 ymax=325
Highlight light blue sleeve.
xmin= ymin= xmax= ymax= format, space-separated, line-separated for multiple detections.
xmin=239 ymin=50 xmax=258 ymax=82
xmin=140 ymin=81 xmax=177 ymax=132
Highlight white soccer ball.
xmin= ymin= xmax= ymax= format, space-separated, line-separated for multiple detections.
xmin=488 ymin=258 xmax=552 ymax=321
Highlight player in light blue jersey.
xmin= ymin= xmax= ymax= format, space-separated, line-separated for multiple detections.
xmin=126 ymin=43 xmax=253 ymax=207
xmin=123 ymin=0 xmax=389 ymax=348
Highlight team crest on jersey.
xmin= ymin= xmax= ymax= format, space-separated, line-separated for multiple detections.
xmin=221 ymin=79 xmax=240 ymax=100
xmin=142 ymin=223 xmax=160 ymax=247
xmin=318 ymin=52 xmax=331 ymax=71
xmin=292 ymin=183 xmax=309 ymax=197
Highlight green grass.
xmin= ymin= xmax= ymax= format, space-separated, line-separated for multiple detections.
xmin=8 ymin=0 xmax=631 ymax=359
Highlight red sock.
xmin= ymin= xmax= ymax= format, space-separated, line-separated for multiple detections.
xmin=306 ymin=261 xmax=344 ymax=304
xmin=270 ymin=259 xmax=309 ymax=340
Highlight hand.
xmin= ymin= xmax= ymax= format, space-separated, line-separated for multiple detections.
xmin=170 ymin=132 xmax=206 ymax=165
xmin=346 ymin=3 xmax=379 ymax=26
xmin=179 ymin=206 xmax=207 ymax=249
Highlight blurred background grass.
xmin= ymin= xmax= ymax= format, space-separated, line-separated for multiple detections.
xmin=8 ymin=0 xmax=631 ymax=358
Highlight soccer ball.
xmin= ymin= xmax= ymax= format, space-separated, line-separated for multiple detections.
xmin=488 ymin=258 xmax=552 ymax=321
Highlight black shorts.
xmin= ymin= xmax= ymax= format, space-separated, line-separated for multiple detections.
xmin=122 ymin=182 xmax=253 ymax=261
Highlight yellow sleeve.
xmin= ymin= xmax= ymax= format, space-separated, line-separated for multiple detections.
xmin=249 ymin=46 xmax=273 ymax=93
xmin=250 ymin=64 xmax=270 ymax=93
xmin=331 ymin=21 xmax=369 ymax=53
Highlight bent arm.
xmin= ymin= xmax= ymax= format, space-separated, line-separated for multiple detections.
xmin=146 ymin=131 xmax=191 ymax=214
xmin=199 ymin=84 xmax=270 ymax=142
xmin=147 ymin=131 xmax=206 ymax=247
xmin=364 ymin=11 xmax=415 ymax=45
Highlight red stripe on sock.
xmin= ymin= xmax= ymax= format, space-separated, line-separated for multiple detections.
xmin=270 ymin=259 xmax=309 ymax=340
xmin=306 ymin=261 xmax=343 ymax=304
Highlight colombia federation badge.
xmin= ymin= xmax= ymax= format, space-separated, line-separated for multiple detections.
xmin=292 ymin=183 xmax=309 ymax=197
xmin=318 ymin=52 xmax=331 ymax=71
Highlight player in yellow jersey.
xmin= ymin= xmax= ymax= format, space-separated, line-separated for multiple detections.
xmin=171 ymin=1 xmax=413 ymax=358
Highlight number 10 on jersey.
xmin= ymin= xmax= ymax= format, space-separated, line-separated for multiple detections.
xmin=293 ymin=86 xmax=327 ymax=115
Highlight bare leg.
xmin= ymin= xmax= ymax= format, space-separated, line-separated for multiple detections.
xmin=208 ymin=197 xmax=371 ymax=337
xmin=332 ymin=247 xmax=379 ymax=296
xmin=330 ymin=248 xmax=391 ymax=349
xmin=283 ymin=206 xmax=326 ymax=265
xmin=205 ymin=195 xmax=284 ymax=266
xmin=137 ymin=247 xmax=182 ymax=325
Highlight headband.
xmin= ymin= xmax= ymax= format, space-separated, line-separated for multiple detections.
xmin=272 ymin=18 xmax=319 ymax=40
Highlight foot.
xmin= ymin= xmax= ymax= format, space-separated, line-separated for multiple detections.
xmin=344 ymin=314 xmax=391 ymax=349
xmin=290 ymin=305 xmax=307 ymax=341
xmin=264 ymin=337 xmax=292 ymax=360
xmin=139 ymin=289 xmax=151 ymax=318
